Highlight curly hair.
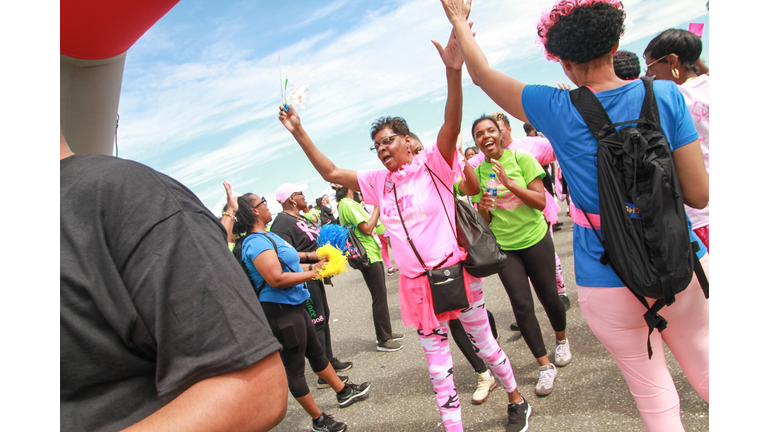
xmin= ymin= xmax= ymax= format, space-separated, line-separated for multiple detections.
xmin=644 ymin=29 xmax=702 ymax=72
xmin=232 ymin=193 xmax=257 ymax=237
xmin=613 ymin=50 xmax=640 ymax=80
xmin=536 ymin=0 xmax=625 ymax=63
xmin=491 ymin=111 xmax=510 ymax=128
xmin=471 ymin=115 xmax=502 ymax=142
xmin=370 ymin=116 xmax=411 ymax=141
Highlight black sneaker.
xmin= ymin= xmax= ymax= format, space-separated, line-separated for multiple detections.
xmin=560 ymin=294 xmax=571 ymax=311
xmin=317 ymin=375 xmax=348 ymax=389
xmin=509 ymin=321 xmax=519 ymax=331
xmin=337 ymin=381 xmax=371 ymax=408
xmin=330 ymin=357 xmax=353 ymax=372
xmin=506 ymin=398 xmax=531 ymax=432
xmin=312 ymin=412 xmax=347 ymax=432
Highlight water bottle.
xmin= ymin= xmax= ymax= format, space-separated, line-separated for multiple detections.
xmin=486 ymin=173 xmax=500 ymax=211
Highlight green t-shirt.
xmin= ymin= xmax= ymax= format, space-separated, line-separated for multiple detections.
xmin=337 ymin=198 xmax=382 ymax=263
xmin=471 ymin=149 xmax=548 ymax=250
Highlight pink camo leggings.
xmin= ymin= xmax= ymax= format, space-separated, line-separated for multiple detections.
xmin=549 ymin=225 xmax=567 ymax=294
xmin=578 ymin=254 xmax=709 ymax=432
xmin=417 ymin=278 xmax=517 ymax=432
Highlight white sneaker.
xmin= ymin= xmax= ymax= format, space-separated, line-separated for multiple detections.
xmin=535 ymin=364 xmax=558 ymax=396
xmin=472 ymin=370 xmax=498 ymax=404
xmin=554 ymin=338 xmax=572 ymax=367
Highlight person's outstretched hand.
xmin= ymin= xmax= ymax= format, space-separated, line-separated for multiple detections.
xmin=431 ymin=22 xmax=475 ymax=71
xmin=556 ymin=82 xmax=572 ymax=91
xmin=278 ymin=104 xmax=300 ymax=134
xmin=223 ymin=181 xmax=239 ymax=213
xmin=440 ymin=0 xmax=471 ymax=24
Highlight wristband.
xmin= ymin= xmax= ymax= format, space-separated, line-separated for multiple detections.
xmin=309 ymin=264 xmax=313 ymax=271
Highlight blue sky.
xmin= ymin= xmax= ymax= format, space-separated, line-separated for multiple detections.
xmin=116 ymin=0 xmax=709 ymax=214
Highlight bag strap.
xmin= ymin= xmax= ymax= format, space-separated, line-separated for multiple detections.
xmin=424 ymin=165 xmax=458 ymax=242
xmin=691 ymin=242 xmax=709 ymax=298
xmin=392 ymin=183 xmax=429 ymax=273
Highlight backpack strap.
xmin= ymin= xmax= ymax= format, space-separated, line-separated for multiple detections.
xmin=691 ymin=242 xmax=710 ymax=298
xmin=569 ymin=85 xmax=613 ymax=141
xmin=637 ymin=77 xmax=662 ymax=131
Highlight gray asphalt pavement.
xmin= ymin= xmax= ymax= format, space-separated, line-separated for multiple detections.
xmin=270 ymin=209 xmax=709 ymax=431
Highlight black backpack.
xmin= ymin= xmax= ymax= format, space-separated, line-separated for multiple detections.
xmin=569 ymin=77 xmax=709 ymax=358
xmin=344 ymin=226 xmax=371 ymax=270
xmin=233 ymin=232 xmax=294 ymax=298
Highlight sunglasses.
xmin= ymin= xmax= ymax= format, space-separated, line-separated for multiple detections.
xmin=252 ymin=197 xmax=267 ymax=208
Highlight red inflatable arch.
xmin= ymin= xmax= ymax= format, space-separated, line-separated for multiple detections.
xmin=60 ymin=0 xmax=180 ymax=155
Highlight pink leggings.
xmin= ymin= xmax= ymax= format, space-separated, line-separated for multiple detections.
xmin=578 ymin=254 xmax=709 ymax=432
xmin=417 ymin=278 xmax=517 ymax=432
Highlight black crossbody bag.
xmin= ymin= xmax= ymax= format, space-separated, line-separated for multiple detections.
xmin=392 ymin=182 xmax=469 ymax=315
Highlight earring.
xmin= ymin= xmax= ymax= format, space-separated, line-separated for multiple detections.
xmin=671 ymin=68 xmax=679 ymax=79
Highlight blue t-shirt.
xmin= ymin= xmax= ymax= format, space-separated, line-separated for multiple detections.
xmin=522 ymin=79 xmax=705 ymax=287
xmin=241 ymin=231 xmax=310 ymax=305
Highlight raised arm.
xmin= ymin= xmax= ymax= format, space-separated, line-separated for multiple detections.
xmin=431 ymin=27 xmax=466 ymax=166
xmin=220 ymin=181 xmax=238 ymax=241
xmin=278 ymin=107 xmax=360 ymax=191
xmin=440 ymin=0 xmax=529 ymax=123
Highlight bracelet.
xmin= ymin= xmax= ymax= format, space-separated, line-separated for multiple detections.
xmin=223 ymin=212 xmax=237 ymax=222
xmin=309 ymin=264 xmax=313 ymax=271
xmin=304 ymin=252 xmax=309 ymax=261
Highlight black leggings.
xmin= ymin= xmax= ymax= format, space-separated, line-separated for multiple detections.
xmin=261 ymin=301 xmax=329 ymax=398
xmin=305 ymin=279 xmax=334 ymax=359
xmin=498 ymin=233 xmax=566 ymax=359
xmin=359 ymin=261 xmax=394 ymax=342
xmin=449 ymin=309 xmax=498 ymax=373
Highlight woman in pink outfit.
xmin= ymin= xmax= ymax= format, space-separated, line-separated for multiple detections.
xmin=279 ymin=28 xmax=530 ymax=432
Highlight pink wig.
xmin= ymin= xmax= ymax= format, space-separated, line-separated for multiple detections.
xmin=536 ymin=0 xmax=624 ymax=61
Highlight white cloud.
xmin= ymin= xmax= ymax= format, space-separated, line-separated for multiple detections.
xmin=117 ymin=0 xmax=708 ymax=209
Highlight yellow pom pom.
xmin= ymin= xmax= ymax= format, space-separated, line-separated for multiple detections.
xmin=314 ymin=244 xmax=349 ymax=279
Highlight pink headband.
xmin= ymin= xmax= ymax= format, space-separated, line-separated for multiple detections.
xmin=536 ymin=0 xmax=623 ymax=62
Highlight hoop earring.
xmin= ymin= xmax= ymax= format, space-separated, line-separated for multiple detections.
xmin=671 ymin=68 xmax=679 ymax=79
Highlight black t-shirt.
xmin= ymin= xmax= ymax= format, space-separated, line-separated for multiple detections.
xmin=270 ymin=212 xmax=321 ymax=253
xmin=319 ymin=205 xmax=336 ymax=225
xmin=60 ymin=154 xmax=281 ymax=432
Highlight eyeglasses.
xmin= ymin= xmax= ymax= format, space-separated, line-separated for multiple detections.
xmin=252 ymin=197 xmax=267 ymax=209
xmin=291 ymin=192 xmax=304 ymax=198
xmin=370 ymin=133 xmax=403 ymax=152
xmin=643 ymin=54 xmax=669 ymax=76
